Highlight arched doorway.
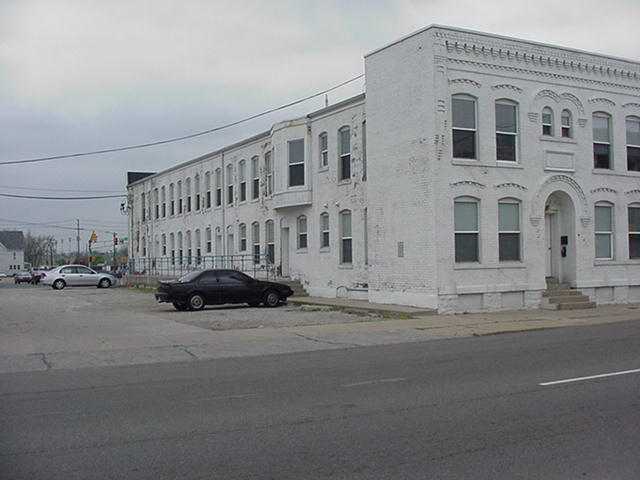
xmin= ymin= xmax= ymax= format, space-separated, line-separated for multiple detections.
xmin=544 ymin=190 xmax=577 ymax=285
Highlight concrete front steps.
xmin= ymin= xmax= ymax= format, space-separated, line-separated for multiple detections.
xmin=277 ymin=279 xmax=308 ymax=297
xmin=542 ymin=279 xmax=595 ymax=310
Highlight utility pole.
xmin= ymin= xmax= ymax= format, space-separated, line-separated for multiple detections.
xmin=112 ymin=232 xmax=118 ymax=271
xmin=76 ymin=219 xmax=81 ymax=259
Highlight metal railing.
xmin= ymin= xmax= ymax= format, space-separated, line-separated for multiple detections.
xmin=127 ymin=253 xmax=276 ymax=280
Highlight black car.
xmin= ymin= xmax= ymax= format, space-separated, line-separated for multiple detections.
xmin=155 ymin=269 xmax=294 ymax=311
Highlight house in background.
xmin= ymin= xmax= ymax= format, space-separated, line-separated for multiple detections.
xmin=0 ymin=231 xmax=25 ymax=274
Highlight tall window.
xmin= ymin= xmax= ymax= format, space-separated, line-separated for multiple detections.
xmin=265 ymin=151 xmax=273 ymax=195
xmin=495 ymin=100 xmax=518 ymax=162
xmin=561 ymin=109 xmax=572 ymax=138
xmin=170 ymin=233 xmax=175 ymax=264
xmin=542 ymin=107 xmax=553 ymax=136
xmin=320 ymin=212 xmax=330 ymax=248
xmin=626 ymin=116 xmax=640 ymax=172
xmin=226 ymin=164 xmax=234 ymax=205
xmin=593 ymin=113 xmax=612 ymax=169
xmin=454 ymin=198 xmax=479 ymax=262
xmin=289 ymin=139 xmax=305 ymax=187
xmin=161 ymin=234 xmax=167 ymax=256
xmin=251 ymin=156 xmax=259 ymax=199
xmin=297 ymin=215 xmax=307 ymax=249
xmin=595 ymin=203 xmax=614 ymax=259
xmin=186 ymin=230 xmax=192 ymax=264
xmin=629 ymin=205 xmax=640 ymax=259
xmin=498 ymin=200 xmax=520 ymax=261
xmin=195 ymin=229 xmax=202 ymax=264
xmin=252 ymin=222 xmax=260 ymax=264
xmin=195 ymin=174 xmax=201 ymax=211
xmin=177 ymin=181 xmax=183 ymax=214
xmin=154 ymin=188 xmax=159 ymax=219
xmin=340 ymin=210 xmax=352 ymax=264
xmin=142 ymin=236 xmax=146 ymax=257
xmin=239 ymin=223 xmax=247 ymax=251
xmin=215 ymin=169 xmax=222 ymax=207
xmin=226 ymin=226 xmax=234 ymax=256
xmin=238 ymin=160 xmax=247 ymax=202
xmin=161 ymin=186 xmax=166 ymax=218
xmin=452 ymin=95 xmax=477 ymax=159
xmin=338 ymin=126 xmax=351 ymax=181
xmin=185 ymin=178 xmax=192 ymax=213
xmin=319 ymin=132 xmax=328 ymax=168
xmin=205 ymin=227 xmax=212 ymax=253
xmin=205 ymin=172 xmax=212 ymax=208
xmin=141 ymin=192 xmax=146 ymax=221
xmin=177 ymin=232 xmax=183 ymax=264
xmin=265 ymin=220 xmax=275 ymax=264
xmin=215 ymin=228 xmax=222 ymax=255
xmin=169 ymin=183 xmax=175 ymax=215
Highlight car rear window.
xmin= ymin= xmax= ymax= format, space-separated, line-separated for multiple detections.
xmin=177 ymin=271 xmax=202 ymax=283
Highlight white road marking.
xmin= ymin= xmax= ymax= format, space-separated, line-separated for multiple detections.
xmin=539 ymin=368 xmax=640 ymax=386
xmin=341 ymin=377 xmax=407 ymax=388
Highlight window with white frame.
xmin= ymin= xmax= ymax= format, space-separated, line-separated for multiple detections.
xmin=629 ymin=205 xmax=640 ymax=259
xmin=195 ymin=229 xmax=202 ymax=264
xmin=195 ymin=174 xmax=201 ymax=211
xmin=239 ymin=160 xmax=247 ymax=202
xmin=338 ymin=126 xmax=351 ymax=181
xmin=205 ymin=227 xmax=212 ymax=253
xmin=452 ymin=95 xmax=477 ymax=159
xmin=561 ymin=109 xmax=572 ymax=138
xmin=626 ymin=116 xmax=640 ymax=172
xmin=215 ymin=169 xmax=222 ymax=207
xmin=252 ymin=222 xmax=260 ymax=264
xmin=289 ymin=139 xmax=305 ymax=187
xmin=320 ymin=212 xmax=330 ymax=249
xmin=542 ymin=107 xmax=553 ymax=136
xmin=161 ymin=234 xmax=167 ymax=256
xmin=154 ymin=188 xmax=159 ymax=219
xmin=595 ymin=203 xmax=614 ymax=259
xmin=593 ymin=112 xmax=612 ymax=169
xmin=226 ymin=226 xmax=234 ymax=256
xmin=177 ymin=181 xmax=183 ymax=214
xmin=161 ymin=186 xmax=166 ymax=217
xmin=169 ymin=183 xmax=175 ymax=215
xmin=177 ymin=232 xmax=183 ymax=264
xmin=142 ymin=236 xmax=146 ymax=257
xmin=141 ymin=192 xmax=146 ymax=221
xmin=170 ymin=233 xmax=175 ymax=264
xmin=215 ymin=228 xmax=221 ymax=255
xmin=454 ymin=198 xmax=479 ymax=262
xmin=239 ymin=223 xmax=247 ymax=251
xmin=185 ymin=178 xmax=192 ymax=213
xmin=498 ymin=200 xmax=521 ymax=261
xmin=297 ymin=215 xmax=307 ymax=249
xmin=251 ymin=156 xmax=259 ymax=199
xmin=319 ymin=132 xmax=328 ymax=168
xmin=226 ymin=164 xmax=234 ymax=205
xmin=186 ymin=230 xmax=192 ymax=264
xmin=495 ymin=100 xmax=518 ymax=162
xmin=265 ymin=151 xmax=273 ymax=196
xmin=205 ymin=172 xmax=211 ymax=208
xmin=340 ymin=210 xmax=352 ymax=264
xmin=265 ymin=220 xmax=275 ymax=264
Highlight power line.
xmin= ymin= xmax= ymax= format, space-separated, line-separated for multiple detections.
xmin=0 ymin=74 xmax=365 ymax=166
xmin=0 ymin=192 xmax=126 ymax=200
xmin=0 ymin=184 xmax=123 ymax=194
xmin=0 ymin=218 xmax=127 ymax=235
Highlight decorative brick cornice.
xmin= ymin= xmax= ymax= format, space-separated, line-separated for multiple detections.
xmin=588 ymin=97 xmax=616 ymax=107
xmin=450 ymin=180 xmax=486 ymax=189
xmin=590 ymin=187 xmax=617 ymax=194
xmin=491 ymin=84 xmax=523 ymax=93
xmin=495 ymin=182 xmax=527 ymax=191
xmin=449 ymin=78 xmax=481 ymax=88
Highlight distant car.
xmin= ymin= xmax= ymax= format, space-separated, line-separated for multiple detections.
xmin=155 ymin=269 xmax=294 ymax=311
xmin=30 ymin=269 xmax=48 ymax=285
xmin=41 ymin=265 xmax=116 ymax=290
xmin=14 ymin=271 xmax=33 ymax=284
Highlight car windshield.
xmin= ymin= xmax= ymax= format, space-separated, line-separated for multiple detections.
xmin=177 ymin=271 xmax=203 ymax=283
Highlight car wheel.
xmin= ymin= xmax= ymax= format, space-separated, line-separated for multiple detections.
xmin=173 ymin=302 xmax=189 ymax=311
xmin=263 ymin=290 xmax=280 ymax=308
xmin=53 ymin=279 xmax=66 ymax=290
xmin=98 ymin=278 xmax=111 ymax=289
xmin=188 ymin=293 xmax=205 ymax=311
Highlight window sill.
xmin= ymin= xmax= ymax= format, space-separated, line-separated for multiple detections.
xmin=338 ymin=179 xmax=352 ymax=185
xmin=593 ymin=259 xmax=640 ymax=267
xmin=319 ymin=247 xmax=330 ymax=253
xmin=539 ymin=136 xmax=577 ymax=145
xmin=454 ymin=262 xmax=526 ymax=270
xmin=296 ymin=248 xmax=308 ymax=254
xmin=591 ymin=169 xmax=640 ymax=178
xmin=452 ymin=157 xmax=478 ymax=163
xmin=319 ymin=167 xmax=329 ymax=173
xmin=338 ymin=263 xmax=353 ymax=269
xmin=495 ymin=161 xmax=523 ymax=169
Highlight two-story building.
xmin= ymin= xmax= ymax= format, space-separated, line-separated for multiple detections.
xmin=0 ymin=231 xmax=25 ymax=274
xmin=127 ymin=25 xmax=640 ymax=312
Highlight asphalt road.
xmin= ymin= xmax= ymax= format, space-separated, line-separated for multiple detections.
xmin=2 ymin=320 xmax=640 ymax=479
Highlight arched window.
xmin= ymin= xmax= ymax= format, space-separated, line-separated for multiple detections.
xmin=177 ymin=232 xmax=183 ymax=264
xmin=339 ymin=210 xmax=352 ymax=264
xmin=454 ymin=197 xmax=479 ymax=263
xmin=320 ymin=212 xmax=330 ymax=249
xmin=194 ymin=174 xmax=201 ymax=211
xmin=319 ymin=132 xmax=328 ymax=168
xmin=161 ymin=186 xmax=166 ymax=218
xmin=185 ymin=230 xmax=192 ymax=264
xmin=239 ymin=223 xmax=247 ymax=251
xmin=226 ymin=225 xmax=234 ymax=256
xmin=205 ymin=227 xmax=212 ymax=254
xmin=252 ymin=222 xmax=260 ymax=263
xmin=226 ymin=164 xmax=234 ymax=205
xmin=215 ymin=227 xmax=222 ymax=256
xmin=251 ymin=156 xmax=260 ymax=199
xmin=205 ymin=171 xmax=211 ymax=208
xmin=626 ymin=116 xmax=640 ymax=172
xmin=239 ymin=160 xmax=247 ymax=202
xmin=161 ymin=234 xmax=167 ymax=256
xmin=169 ymin=183 xmax=175 ymax=215
xmin=561 ymin=109 xmax=572 ymax=138
xmin=595 ymin=202 xmax=614 ymax=259
xmin=452 ymin=94 xmax=477 ymax=159
xmin=338 ymin=126 xmax=351 ymax=181
xmin=297 ymin=215 xmax=308 ymax=249
xmin=169 ymin=233 xmax=175 ymax=264
xmin=215 ymin=168 xmax=222 ymax=207
xmin=593 ymin=112 xmax=612 ymax=169
xmin=542 ymin=107 xmax=553 ymax=136
xmin=629 ymin=203 xmax=640 ymax=259
xmin=195 ymin=229 xmax=202 ymax=264
xmin=498 ymin=198 xmax=521 ymax=261
xmin=495 ymin=100 xmax=519 ymax=162
xmin=153 ymin=188 xmax=159 ymax=219
xmin=265 ymin=220 xmax=275 ymax=264
xmin=177 ymin=181 xmax=183 ymax=214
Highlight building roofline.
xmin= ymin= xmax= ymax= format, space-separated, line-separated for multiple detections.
xmin=306 ymin=93 xmax=366 ymax=119
xmin=364 ymin=24 xmax=640 ymax=67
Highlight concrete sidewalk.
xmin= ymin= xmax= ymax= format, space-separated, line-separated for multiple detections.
xmin=288 ymin=296 xmax=436 ymax=317
xmin=2 ymin=302 xmax=639 ymax=374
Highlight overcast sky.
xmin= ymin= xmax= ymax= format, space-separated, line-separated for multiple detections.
xmin=1 ymin=0 xmax=639 ymax=251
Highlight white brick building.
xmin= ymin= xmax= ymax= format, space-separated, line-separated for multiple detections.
xmin=127 ymin=25 xmax=640 ymax=312
xmin=0 ymin=231 xmax=25 ymax=274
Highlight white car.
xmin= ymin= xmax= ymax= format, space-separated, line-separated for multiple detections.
xmin=41 ymin=265 xmax=116 ymax=290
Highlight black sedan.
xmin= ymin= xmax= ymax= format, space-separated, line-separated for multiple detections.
xmin=155 ymin=269 xmax=294 ymax=311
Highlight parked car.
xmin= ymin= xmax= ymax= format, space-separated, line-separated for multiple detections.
xmin=155 ymin=269 xmax=294 ymax=311
xmin=14 ymin=271 xmax=32 ymax=284
xmin=41 ymin=265 xmax=116 ymax=290
xmin=30 ymin=269 xmax=48 ymax=285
